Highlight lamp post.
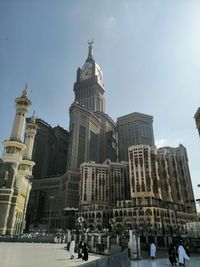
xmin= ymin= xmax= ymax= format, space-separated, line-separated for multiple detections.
xmin=77 ymin=216 xmax=84 ymax=241
xmin=109 ymin=218 xmax=115 ymax=233
xmin=48 ymin=196 xmax=55 ymax=233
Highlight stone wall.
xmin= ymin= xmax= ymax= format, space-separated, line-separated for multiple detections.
xmin=81 ymin=249 xmax=130 ymax=267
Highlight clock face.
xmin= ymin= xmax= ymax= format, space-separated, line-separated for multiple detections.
xmin=80 ymin=68 xmax=92 ymax=80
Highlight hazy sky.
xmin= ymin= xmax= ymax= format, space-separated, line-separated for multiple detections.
xmin=0 ymin=0 xmax=200 ymax=202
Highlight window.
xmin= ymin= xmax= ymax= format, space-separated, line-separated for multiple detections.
xmin=2 ymin=171 xmax=9 ymax=187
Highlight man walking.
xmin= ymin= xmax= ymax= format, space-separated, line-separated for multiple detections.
xmin=69 ymin=238 xmax=75 ymax=259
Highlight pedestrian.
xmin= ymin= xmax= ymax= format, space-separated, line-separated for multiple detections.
xmin=185 ymin=241 xmax=190 ymax=257
xmin=168 ymin=243 xmax=177 ymax=266
xmin=69 ymin=238 xmax=75 ymax=259
xmin=150 ymin=241 xmax=156 ymax=259
xmin=178 ymin=241 xmax=189 ymax=266
xmin=77 ymin=240 xmax=83 ymax=259
xmin=82 ymin=242 xmax=89 ymax=261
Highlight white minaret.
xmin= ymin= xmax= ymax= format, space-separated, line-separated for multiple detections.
xmin=23 ymin=112 xmax=37 ymax=160
xmin=2 ymin=85 xmax=31 ymax=165
xmin=0 ymin=85 xmax=36 ymax=236
xmin=10 ymin=84 xmax=31 ymax=142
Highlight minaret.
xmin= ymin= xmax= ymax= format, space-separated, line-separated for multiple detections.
xmin=23 ymin=112 xmax=37 ymax=160
xmin=0 ymin=85 xmax=36 ymax=236
xmin=10 ymin=84 xmax=31 ymax=142
xmin=2 ymin=85 xmax=31 ymax=165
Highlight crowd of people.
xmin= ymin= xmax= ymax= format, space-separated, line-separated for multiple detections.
xmin=149 ymin=240 xmax=190 ymax=266
xmin=65 ymin=236 xmax=192 ymax=265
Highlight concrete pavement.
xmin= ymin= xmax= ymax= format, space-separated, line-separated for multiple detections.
xmin=0 ymin=242 xmax=101 ymax=267
xmin=130 ymin=257 xmax=200 ymax=267
xmin=0 ymin=242 xmax=199 ymax=267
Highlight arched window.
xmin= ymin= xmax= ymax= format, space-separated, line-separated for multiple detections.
xmin=96 ymin=212 xmax=101 ymax=218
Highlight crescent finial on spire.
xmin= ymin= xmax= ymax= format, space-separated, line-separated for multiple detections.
xmin=88 ymin=39 xmax=94 ymax=46
xmin=87 ymin=39 xmax=94 ymax=62
xmin=31 ymin=110 xmax=36 ymax=123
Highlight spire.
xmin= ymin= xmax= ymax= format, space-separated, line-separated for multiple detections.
xmin=22 ymin=83 xmax=28 ymax=98
xmin=30 ymin=111 xmax=36 ymax=123
xmin=86 ymin=39 xmax=94 ymax=63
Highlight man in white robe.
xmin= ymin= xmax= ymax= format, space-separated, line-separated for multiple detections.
xmin=69 ymin=239 xmax=75 ymax=259
xmin=178 ymin=244 xmax=190 ymax=265
xmin=150 ymin=242 xmax=156 ymax=259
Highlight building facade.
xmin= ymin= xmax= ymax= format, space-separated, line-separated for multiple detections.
xmin=117 ymin=112 xmax=155 ymax=161
xmin=25 ymin=119 xmax=69 ymax=230
xmin=158 ymin=145 xmax=196 ymax=214
xmin=78 ymin=160 xmax=129 ymax=230
xmin=26 ymin=171 xmax=81 ymax=231
xmin=25 ymin=42 xmax=197 ymax=233
xmin=26 ymin=42 xmax=110 ymax=231
xmin=30 ymin=118 xmax=69 ymax=178
xmin=112 ymin=144 xmax=196 ymax=236
xmin=0 ymin=86 xmax=36 ymax=235
xmin=67 ymin=103 xmax=117 ymax=170
xmin=62 ymin=41 xmax=117 ymax=224
xmin=67 ymin=41 xmax=117 ymax=171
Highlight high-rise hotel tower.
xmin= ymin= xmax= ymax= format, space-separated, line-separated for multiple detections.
xmin=117 ymin=112 xmax=155 ymax=162
xmin=67 ymin=41 xmax=117 ymax=170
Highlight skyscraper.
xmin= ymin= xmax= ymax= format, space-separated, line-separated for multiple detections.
xmin=25 ymin=119 xmax=69 ymax=229
xmin=158 ymin=145 xmax=196 ymax=214
xmin=29 ymin=118 xmax=69 ymax=178
xmin=78 ymin=159 xmax=129 ymax=230
xmin=117 ymin=112 xmax=155 ymax=161
xmin=128 ymin=145 xmax=162 ymax=200
xmin=112 ymin=144 xmax=196 ymax=235
xmin=23 ymin=42 xmax=197 ymax=233
xmin=67 ymin=41 xmax=117 ymax=170
xmin=67 ymin=103 xmax=117 ymax=170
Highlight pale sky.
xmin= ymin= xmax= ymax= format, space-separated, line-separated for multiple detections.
xmin=0 ymin=0 xmax=200 ymax=202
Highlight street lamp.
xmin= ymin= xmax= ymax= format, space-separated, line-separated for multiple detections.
xmin=48 ymin=196 xmax=55 ymax=233
xmin=78 ymin=216 xmax=84 ymax=231
xmin=77 ymin=216 xmax=84 ymax=241
xmin=109 ymin=218 xmax=115 ymax=233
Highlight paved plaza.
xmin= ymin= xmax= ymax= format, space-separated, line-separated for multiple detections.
xmin=0 ymin=242 xmax=199 ymax=267
xmin=130 ymin=257 xmax=200 ymax=267
xmin=0 ymin=242 xmax=101 ymax=267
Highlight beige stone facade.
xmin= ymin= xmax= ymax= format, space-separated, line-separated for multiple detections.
xmin=78 ymin=160 xmax=129 ymax=230
xmin=112 ymin=144 xmax=197 ymax=234
xmin=78 ymin=144 xmax=197 ymax=234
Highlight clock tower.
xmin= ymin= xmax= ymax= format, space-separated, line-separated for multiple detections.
xmin=74 ymin=40 xmax=105 ymax=112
